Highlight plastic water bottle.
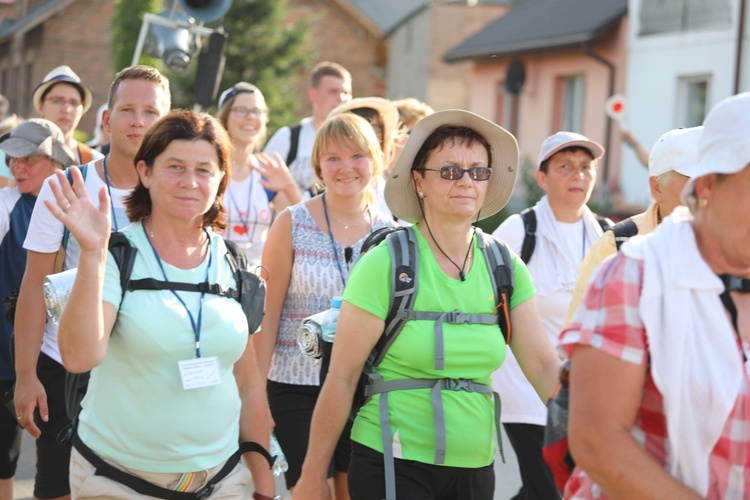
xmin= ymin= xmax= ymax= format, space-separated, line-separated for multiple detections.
xmin=269 ymin=433 xmax=288 ymax=476
xmin=321 ymin=297 xmax=342 ymax=343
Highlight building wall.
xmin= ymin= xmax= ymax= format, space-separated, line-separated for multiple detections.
xmin=386 ymin=3 xmax=509 ymax=110
xmin=622 ymin=0 xmax=750 ymax=206
xmin=0 ymin=0 xmax=115 ymax=136
xmin=469 ymin=18 xmax=629 ymax=208
xmin=286 ymin=0 xmax=386 ymax=116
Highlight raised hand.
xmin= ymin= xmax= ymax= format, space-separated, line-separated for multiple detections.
xmin=254 ymin=152 xmax=298 ymax=192
xmin=44 ymin=166 xmax=112 ymax=253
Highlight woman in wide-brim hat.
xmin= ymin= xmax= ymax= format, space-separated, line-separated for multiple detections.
xmin=294 ymin=110 xmax=560 ymax=500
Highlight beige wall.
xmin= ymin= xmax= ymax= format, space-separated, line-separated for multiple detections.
xmin=468 ymin=18 xmax=630 ymax=201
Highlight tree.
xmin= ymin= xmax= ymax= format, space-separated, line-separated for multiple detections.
xmin=111 ymin=0 xmax=162 ymax=74
xmin=111 ymin=0 xmax=311 ymax=135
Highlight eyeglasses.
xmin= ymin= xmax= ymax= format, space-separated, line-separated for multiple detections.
xmin=45 ymin=97 xmax=83 ymax=108
xmin=419 ymin=166 xmax=492 ymax=181
xmin=230 ymin=106 xmax=265 ymax=118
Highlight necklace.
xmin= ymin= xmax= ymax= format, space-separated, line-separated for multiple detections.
xmin=422 ymin=220 xmax=475 ymax=281
xmin=328 ymin=204 xmax=370 ymax=230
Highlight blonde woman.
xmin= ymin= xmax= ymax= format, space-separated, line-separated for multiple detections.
xmin=255 ymin=113 xmax=395 ymax=498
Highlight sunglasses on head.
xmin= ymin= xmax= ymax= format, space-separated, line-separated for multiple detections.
xmin=418 ymin=166 xmax=492 ymax=181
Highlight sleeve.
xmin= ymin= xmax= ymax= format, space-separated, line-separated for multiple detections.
xmin=492 ymin=214 xmax=525 ymax=255
xmin=509 ymin=250 xmax=535 ymax=309
xmin=101 ymin=249 xmax=123 ymax=309
xmin=566 ymin=231 xmax=618 ymax=323
xmin=559 ymin=253 xmax=648 ymax=366
xmin=342 ymin=242 xmax=391 ymax=320
xmin=262 ymin=126 xmax=291 ymax=160
xmin=23 ymin=175 xmax=66 ymax=253
xmin=0 ymin=190 xmax=16 ymax=239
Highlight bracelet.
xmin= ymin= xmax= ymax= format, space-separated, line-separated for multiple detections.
xmin=253 ymin=492 xmax=281 ymax=500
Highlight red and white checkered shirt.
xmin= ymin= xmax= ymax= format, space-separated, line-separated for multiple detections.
xmin=560 ymin=253 xmax=750 ymax=499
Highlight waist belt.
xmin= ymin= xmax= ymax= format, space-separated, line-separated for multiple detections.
xmin=367 ymin=375 xmax=503 ymax=500
xmin=72 ymin=433 xmax=274 ymax=499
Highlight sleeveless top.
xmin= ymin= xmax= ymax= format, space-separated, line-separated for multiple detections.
xmin=267 ymin=202 xmax=394 ymax=385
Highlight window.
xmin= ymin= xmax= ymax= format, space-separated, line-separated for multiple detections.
xmin=556 ymin=75 xmax=584 ymax=132
xmin=676 ymin=76 xmax=710 ymax=127
xmin=640 ymin=0 xmax=731 ymax=36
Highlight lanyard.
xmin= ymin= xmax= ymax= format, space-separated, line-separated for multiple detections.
xmin=227 ymin=172 xmax=256 ymax=242
xmin=321 ymin=193 xmax=372 ymax=287
xmin=719 ymin=275 xmax=747 ymax=363
xmin=101 ymin=156 xmax=119 ymax=232
xmin=143 ymin=225 xmax=212 ymax=358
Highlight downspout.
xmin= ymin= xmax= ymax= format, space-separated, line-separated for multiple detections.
xmin=583 ymin=44 xmax=616 ymax=196
xmin=735 ymin=0 xmax=747 ymax=94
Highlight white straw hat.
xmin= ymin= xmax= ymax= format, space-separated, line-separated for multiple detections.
xmin=384 ymin=109 xmax=519 ymax=223
xmin=32 ymin=65 xmax=94 ymax=114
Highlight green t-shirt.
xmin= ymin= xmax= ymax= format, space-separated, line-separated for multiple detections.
xmin=344 ymin=226 xmax=535 ymax=468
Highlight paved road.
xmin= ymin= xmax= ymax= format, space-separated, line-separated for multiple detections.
xmin=14 ymin=428 xmax=522 ymax=499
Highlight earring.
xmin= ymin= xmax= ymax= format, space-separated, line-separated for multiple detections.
xmin=418 ymin=191 xmax=425 ymax=199
xmin=698 ymin=197 xmax=708 ymax=208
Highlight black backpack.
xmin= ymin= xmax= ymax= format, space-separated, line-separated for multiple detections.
xmin=58 ymin=233 xmax=265 ymax=443
xmin=519 ymin=207 xmax=614 ymax=264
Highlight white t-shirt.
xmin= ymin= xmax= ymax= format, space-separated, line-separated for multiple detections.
xmin=263 ymin=117 xmax=317 ymax=194
xmin=491 ymin=211 xmax=596 ymax=425
xmin=223 ymin=169 xmax=273 ymax=269
xmin=23 ymin=160 xmax=133 ymax=363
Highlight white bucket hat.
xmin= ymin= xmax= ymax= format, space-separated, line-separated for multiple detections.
xmin=384 ymin=109 xmax=519 ymax=223
xmin=537 ymin=131 xmax=604 ymax=168
xmin=680 ymin=92 xmax=750 ymax=204
xmin=32 ymin=65 xmax=94 ymax=114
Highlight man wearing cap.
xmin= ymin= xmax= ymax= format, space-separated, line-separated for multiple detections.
xmin=263 ymin=61 xmax=352 ymax=196
xmin=491 ymin=131 xmax=609 ymax=499
xmin=0 ymin=119 xmax=76 ymax=500
xmin=566 ymin=127 xmax=701 ymax=321
xmin=32 ymin=65 xmax=104 ymax=165
xmin=13 ymin=65 xmax=170 ymax=500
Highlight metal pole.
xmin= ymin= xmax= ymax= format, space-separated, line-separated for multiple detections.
xmin=131 ymin=14 xmax=152 ymax=66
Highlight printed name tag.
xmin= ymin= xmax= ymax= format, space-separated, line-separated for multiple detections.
xmin=178 ymin=356 xmax=221 ymax=390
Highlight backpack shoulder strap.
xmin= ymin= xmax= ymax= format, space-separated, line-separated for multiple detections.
xmin=476 ymin=228 xmax=515 ymax=344
xmin=611 ymin=217 xmax=639 ymax=251
xmin=519 ymin=207 xmax=537 ymax=264
xmin=285 ymin=123 xmax=303 ymax=166
xmin=108 ymin=231 xmax=137 ymax=294
xmin=77 ymin=143 xmax=94 ymax=165
xmin=595 ymin=214 xmax=614 ymax=232
xmin=368 ymin=226 xmax=419 ymax=368
xmin=223 ymin=238 xmax=248 ymax=275
xmin=62 ymin=164 xmax=89 ymax=252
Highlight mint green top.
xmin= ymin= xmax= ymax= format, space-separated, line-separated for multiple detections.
xmin=78 ymin=222 xmax=249 ymax=472
xmin=345 ymin=225 xmax=535 ymax=468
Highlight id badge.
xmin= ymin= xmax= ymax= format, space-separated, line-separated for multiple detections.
xmin=178 ymin=356 xmax=221 ymax=390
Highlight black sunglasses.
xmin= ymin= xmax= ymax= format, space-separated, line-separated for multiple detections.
xmin=418 ymin=166 xmax=492 ymax=181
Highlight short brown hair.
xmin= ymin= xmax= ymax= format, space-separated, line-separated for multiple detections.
xmin=126 ymin=111 xmax=231 ymax=231
xmin=412 ymin=125 xmax=492 ymax=173
xmin=538 ymin=146 xmax=595 ymax=173
xmin=310 ymin=61 xmax=351 ymax=88
xmin=108 ymin=65 xmax=171 ymax=112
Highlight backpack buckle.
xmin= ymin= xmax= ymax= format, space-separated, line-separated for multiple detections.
xmin=445 ymin=311 xmax=470 ymax=324
xmin=195 ymin=484 xmax=215 ymax=499
xmin=443 ymin=378 xmax=471 ymax=391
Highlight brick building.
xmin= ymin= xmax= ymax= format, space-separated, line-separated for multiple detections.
xmin=0 ymin=0 xmax=116 ymax=136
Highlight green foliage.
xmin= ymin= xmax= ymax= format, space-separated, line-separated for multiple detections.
xmin=111 ymin=0 xmax=162 ymax=74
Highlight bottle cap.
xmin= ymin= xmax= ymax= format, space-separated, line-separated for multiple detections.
xmin=331 ymin=296 xmax=343 ymax=308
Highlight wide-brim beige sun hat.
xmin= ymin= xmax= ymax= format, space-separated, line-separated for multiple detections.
xmin=385 ymin=109 xmax=519 ymax=223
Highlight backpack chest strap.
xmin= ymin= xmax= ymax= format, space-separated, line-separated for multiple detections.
xmin=367 ymin=374 xmax=503 ymax=474
xmin=395 ymin=309 xmax=497 ymax=370
xmin=126 ymin=278 xmax=239 ymax=299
